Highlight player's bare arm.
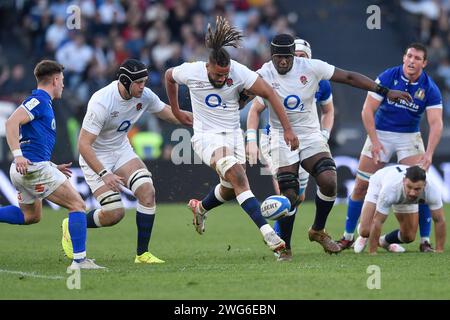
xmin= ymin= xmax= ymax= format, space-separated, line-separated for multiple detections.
xmin=331 ymin=68 xmax=413 ymax=103
xmin=361 ymin=94 xmax=385 ymax=164
xmin=420 ymin=108 xmax=443 ymax=170
xmin=5 ymin=107 xmax=32 ymax=175
xmin=78 ymin=128 xmax=124 ymax=192
xmin=431 ymin=207 xmax=446 ymax=252
xmin=246 ymin=99 xmax=266 ymax=166
xmin=155 ymin=104 xmax=193 ymax=126
xmin=368 ymin=211 xmax=388 ymax=254
xmin=164 ymin=68 xmax=193 ymax=126
xmin=320 ymin=101 xmax=334 ymax=139
xmin=248 ymin=76 xmax=299 ymax=150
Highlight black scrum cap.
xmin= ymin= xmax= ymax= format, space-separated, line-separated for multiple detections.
xmin=271 ymin=34 xmax=295 ymax=56
xmin=117 ymin=59 xmax=148 ymax=94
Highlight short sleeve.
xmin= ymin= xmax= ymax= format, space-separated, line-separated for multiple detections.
xmin=376 ymin=186 xmax=396 ymax=215
xmin=172 ymin=62 xmax=192 ymax=85
xmin=234 ymin=61 xmax=258 ymax=89
xmin=82 ymin=98 xmax=107 ymax=136
xmin=425 ymin=181 xmax=443 ymax=210
xmin=316 ymin=80 xmax=333 ymax=105
xmin=145 ymin=88 xmax=166 ymax=114
xmin=20 ymin=97 xmax=43 ymax=121
xmin=426 ymin=82 xmax=443 ymax=109
xmin=309 ymin=59 xmax=335 ymax=81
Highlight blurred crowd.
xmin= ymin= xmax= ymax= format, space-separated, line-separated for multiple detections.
xmin=0 ymin=0 xmax=295 ymax=160
xmin=401 ymin=0 xmax=450 ymax=117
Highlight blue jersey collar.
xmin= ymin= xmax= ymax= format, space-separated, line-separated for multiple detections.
xmin=32 ymin=89 xmax=52 ymax=100
xmin=400 ymin=66 xmax=425 ymax=85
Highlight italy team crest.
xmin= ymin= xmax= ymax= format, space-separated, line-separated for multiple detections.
xmin=414 ymin=88 xmax=425 ymax=100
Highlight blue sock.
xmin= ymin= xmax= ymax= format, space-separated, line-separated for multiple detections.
xmin=0 ymin=205 xmax=25 ymax=225
xmin=86 ymin=209 xmax=99 ymax=228
xmin=419 ymin=204 xmax=432 ymax=238
xmin=274 ymin=209 xmax=297 ymax=249
xmin=69 ymin=212 xmax=87 ymax=262
xmin=238 ymin=192 xmax=267 ymax=229
xmin=385 ymin=229 xmax=403 ymax=244
xmin=201 ymin=185 xmax=225 ymax=211
xmin=345 ymin=197 xmax=363 ymax=234
xmin=136 ymin=211 xmax=155 ymax=255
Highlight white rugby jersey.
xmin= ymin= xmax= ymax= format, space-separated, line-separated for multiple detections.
xmin=372 ymin=165 xmax=442 ymax=214
xmin=81 ymin=80 xmax=165 ymax=153
xmin=172 ymin=60 xmax=258 ymax=133
xmin=257 ymin=57 xmax=335 ymax=135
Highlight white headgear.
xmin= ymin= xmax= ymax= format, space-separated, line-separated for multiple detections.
xmin=294 ymin=39 xmax=312 ymax=58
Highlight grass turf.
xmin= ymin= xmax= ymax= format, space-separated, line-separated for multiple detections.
xmin=0 ymin=203 xmax=449 ymax=299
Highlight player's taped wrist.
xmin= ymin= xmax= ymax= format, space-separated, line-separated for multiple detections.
xmin=321 ymin=129 xmax=330 ymax=141
xmin=246 ymin=129 xmax=257 ymax=142
xmin=375 ymin=84 xmax=389 ymax=96
xmin=98 ymin=169 xmax=111 ymax=178
xmin=12 ymin=149 xmax=22 ymax=157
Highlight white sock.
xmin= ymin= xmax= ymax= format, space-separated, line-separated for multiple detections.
xmin=343 ymin=232 xmax=354 ymax=241
xmin=420 ymin=237 xmax=430 ymax=244
xmin=379 ymin=235 xmax=387 ymax=247
xmin=260 ymin=224 xmax=274 ymax=237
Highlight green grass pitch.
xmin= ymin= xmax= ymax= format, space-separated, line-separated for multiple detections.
xmin=1 ymin=203 xmax=449 ymax=299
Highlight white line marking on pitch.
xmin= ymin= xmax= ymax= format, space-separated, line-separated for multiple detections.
xmin=0 ymin=269 xmax=64 ymax=280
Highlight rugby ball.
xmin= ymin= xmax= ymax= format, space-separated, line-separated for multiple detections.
xmin=260 ymin=195 xmax=291 ymax=220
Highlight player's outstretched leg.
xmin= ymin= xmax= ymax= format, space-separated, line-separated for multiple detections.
xmin=418 ymin=204 xmax=434 ymax=252
xmin=379 ymin=230 xmax=406 ymax=253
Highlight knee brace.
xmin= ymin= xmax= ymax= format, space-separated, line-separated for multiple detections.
xmin=127 ymin=169 xmax=153 ymax=194
xmin=277 ymin=172 xmax=301 ymax=207
xmin=97 ymin=190 xmax=123 ymax=212
xmin=311 ymin=157 xmax=336 ymax=178
xmin=215 ymin=156 xmax=239 ymax=178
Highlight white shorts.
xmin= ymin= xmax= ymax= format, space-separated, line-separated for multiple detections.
xmin=191 ymin=130 xmax=246 ymax=167
xmin=361 ymin=130 xmax=425 ymax=163
xmin=269 ymin=129 xmax=330 ymax=171
xmin=10 ymin=161 xmax=67 ymax=205
xmin=365 ymin=172 xmax=418 ymax=214
xmin=260 ymin=133 xmax=309 ymax=190
xmin=80 ymin=143 xmax=139 ymax=193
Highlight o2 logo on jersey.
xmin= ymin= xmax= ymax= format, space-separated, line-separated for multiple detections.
xmin=51 ymin=119 xmax=56 ymax=130
xmin=117 ymin=120 xmax=131 ymax=132
xmin=205 ymin=94 xmax=227 ymax=109
xmin=284 ymin=95 xmax=304 ymax=111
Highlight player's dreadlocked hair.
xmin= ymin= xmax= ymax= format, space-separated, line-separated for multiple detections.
xmin=205 ymin=16 xmax=243 ymax=67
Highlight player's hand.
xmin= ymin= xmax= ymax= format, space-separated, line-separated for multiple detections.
xmin=387 ymin=90 xmax=412 ymax=103
xmin=246 ymin=141 xmax=259 ymax=167
xmin=15 ymin=155 xmax=32 ymax=175
xmin=284 ymin=129 xmax=299 ymax=151
xmin=418 ymin=152 xmax=432 ymax=171
xmin=175 ymin=110 xmax=193 ymax=127
xmin=57 ymin=162 xmax=73 ymax=178
xmin=370 ymin=140 xmax=386 ymax=164
xmin=102 ymin=172 xmax=125 ymax=193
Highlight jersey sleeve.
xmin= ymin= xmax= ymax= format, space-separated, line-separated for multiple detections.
xmin=317 ymin=80 xmax=333 ymax=106
xmin=309 ymin=59 xmax=335 ymax=81
xmin=19 ymin=97 xmax=44 ymax=121
xmin=376 ymin=185 xmax=397 ymax=215
xmin=172 ymin=62 xmax=192 ymax=85
xmin=81 ymin=98 xmax=107 ymax=136
xmin=425 ymin=181 xmax=443 ymax=210
xmin=234 ymin=62 xmax=258 ymax=89
xmin=145 ymin=88 xmax=166 ymax=114
xmin=426 ymin=81 xmax=443 ymax=109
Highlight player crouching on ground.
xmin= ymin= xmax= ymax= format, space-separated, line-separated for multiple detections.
xmin=353 ymin=165 xmax=445 ymax=254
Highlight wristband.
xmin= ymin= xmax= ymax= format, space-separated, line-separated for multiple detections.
xmin=12 ymin=149 xmax=22 ymax=157
xmin=321 ymin=129 xmax=330 ymax=141
xmin=98 ymin=169 xmax=110 ymax=178
xmin=375 ymin=84 xmax=389 ymax=96
xmin=246 ymin=129 xmax=257 ymax=142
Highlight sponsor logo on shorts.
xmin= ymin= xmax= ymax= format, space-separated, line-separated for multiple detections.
xmin=35 ymin=184 xmax=45 ymax=193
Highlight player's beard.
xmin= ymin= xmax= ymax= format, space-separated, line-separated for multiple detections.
xmin=208 ymin=74 xmax=226 ymax=88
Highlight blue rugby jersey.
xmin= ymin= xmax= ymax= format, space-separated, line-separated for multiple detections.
xmin=370 ymin=65 xmax=442 ymax=133
xmin=18 ymin=89 xmax=56 ymax=162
